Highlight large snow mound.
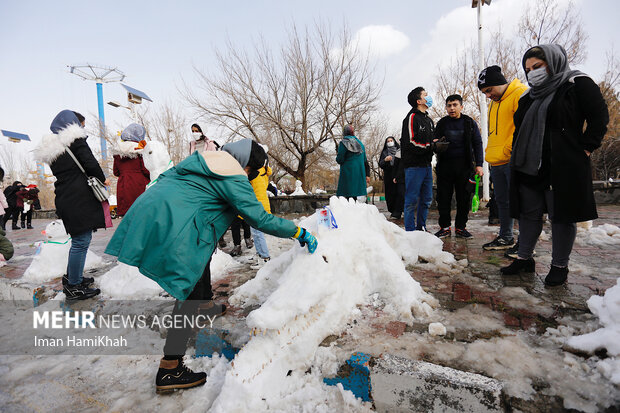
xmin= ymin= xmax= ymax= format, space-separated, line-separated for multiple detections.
xmin=98 ymin=248 xmax=240 ymax=299
xmin=567 ymin=277 xmax=620 ymax=384
xmin=209 ymin=197 xmax=456 ymax=411
xmin=576 ymin=223 xmax=620 ymax=247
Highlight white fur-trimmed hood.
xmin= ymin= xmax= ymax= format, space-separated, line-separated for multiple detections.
xmin=34 ymin=124 xmax=87 ymax=164
xmin=112 ymin=140 xmax=143 ymax=158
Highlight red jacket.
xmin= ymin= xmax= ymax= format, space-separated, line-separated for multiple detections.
xmin=113 ymin=155 xmax=150 ymax=216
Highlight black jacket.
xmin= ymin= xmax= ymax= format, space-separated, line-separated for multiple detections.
xmin=3 ymin=182 xmax=23 ymax=208
xmin=510 ymin=76 xmax=608 ymax=223
xmin=50 ymin=138 xmax=107 ymax=235
xmin=400 ymin=108 xmax=435 ymax=168
xmin=434 ymin=114 xmax=483 ymax=170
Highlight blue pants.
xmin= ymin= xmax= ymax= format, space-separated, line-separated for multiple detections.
xmin=250 ymin=227 xmax=270 ymax=259
xmin=404 ymin=167 xmax=433 ymax=231
xmin=66 ymin=230 xmax=93 ymax=285
xmin=490 ymin=164 xmax=514 ymax=239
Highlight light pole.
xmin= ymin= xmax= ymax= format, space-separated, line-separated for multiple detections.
xmin=68 ymin=64 xmax=126 ymax=161
xmin=472 ymin=0 xmax=491 ymax=201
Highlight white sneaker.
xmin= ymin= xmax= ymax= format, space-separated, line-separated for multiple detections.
xmin=250 ymin=257 xmax=270 ymax=270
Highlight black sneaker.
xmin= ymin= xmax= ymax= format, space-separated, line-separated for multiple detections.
xmin=62 ymin=275 xmax=94 ymax=286
xmin=544 ymin=265 xmax=569 ymax=287
xmin=482 ymin=236 xmax=515 ymax=250
xmin=156 ymin=358 xmax=206 ymax=394
xmin=434 ymin=227 xmax=451 ymax=238
xmin=505 ymin=243 xmax=537 ymax=259
xmin=230 ymin=245 xmax=242 ymax=257
xmin=500 ymin=258 xmax=535 ymax=275
xmin=11 ymin=225 xmax=20 ymax=230
xmin=63 ymin=283 xmax=100 ymax=300
xmin=27 ymin=224 xmax=33 ymax=229
xmin=455 ymin=228 xmax=473 ymax=239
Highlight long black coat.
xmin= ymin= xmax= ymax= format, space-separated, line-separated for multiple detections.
xmin=50 ymin=138 xmax=106 ymax=235
xmin=510 ymin=76 xmax=609 ymax=223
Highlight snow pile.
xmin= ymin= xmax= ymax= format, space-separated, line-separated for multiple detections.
xmin=567 ymin=278 xmax=620 ymax=384
xmin=428 ymin=322 xmax=446 ymax=336
xmin=22 ymin=220 xmax=103 ymax=283
xmin=98 ymin=249 xmax=240 ymax=299
xmin=208 ymin=197 xmax=455 ymax=411
xmin=576 ymin=223 xmax=620 ymax=247
xmin=289 ymin=180 xmax=306 ymax=196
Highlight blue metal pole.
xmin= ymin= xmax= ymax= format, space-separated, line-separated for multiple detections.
xmin=96 ymin=82 xmax=107 ymax=160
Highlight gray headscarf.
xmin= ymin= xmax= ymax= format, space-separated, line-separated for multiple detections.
xmin=511 ymin=44 xmax=586 ymax=176
xmin=222 ymin=139 xmax=252 ymax=168
xmin=121 ymin=123 xmax=146 ymax=142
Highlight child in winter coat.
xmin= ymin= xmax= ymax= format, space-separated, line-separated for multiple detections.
xmin=249 ymin=164 xmax=273 ymax=268
xmin=105 ymin=138 xmax=318 ymax=394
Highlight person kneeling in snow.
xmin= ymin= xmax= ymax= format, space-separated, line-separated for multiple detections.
xmin=105 ymin=138 xmax=318 ymax=394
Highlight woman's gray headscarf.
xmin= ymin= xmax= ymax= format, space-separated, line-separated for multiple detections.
xmin=511 ymin=44 xmax=586 ymax=176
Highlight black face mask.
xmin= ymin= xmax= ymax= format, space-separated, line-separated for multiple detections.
xmin=248 ymin=169 xmax=260 ymax=181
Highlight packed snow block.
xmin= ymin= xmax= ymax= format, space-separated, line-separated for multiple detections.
xmin=370 ymin=354 xmax=504 ymax=413
xmin=195 ymin=329 xmax=239 ymax=361
xmin=323 ymin=352 xmax=372 ymax=402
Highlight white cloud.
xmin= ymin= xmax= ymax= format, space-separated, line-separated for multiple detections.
xmin=352 ymin=25 xmax=410 ymax=59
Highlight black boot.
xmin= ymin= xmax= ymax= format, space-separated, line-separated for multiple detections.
xmin=27 ymin=223 xmax=33 ymax=229
xmin=230 ymin=245 xmax=242 ymax=257
xmin=156 ymin=358 xmax=206 ymax=394
xmin=63 ymin=283 xmax=100 ymax=300
xmin=500 ymin=258 xmax=535 ymax=275
xmin=11 ymin=224 xmax=20 ymax=230
xmin=20 ymin=221 xmax=25 ymax=229
xmin=62 ymin=275 xmax=94 ymax=286
xmin=544 ymin=265 xmax=569 ymax=287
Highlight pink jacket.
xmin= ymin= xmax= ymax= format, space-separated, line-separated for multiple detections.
xmin=189 ymin=138 xmax=217 ymax=154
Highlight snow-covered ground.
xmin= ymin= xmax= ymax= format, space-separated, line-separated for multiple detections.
xmin=0 ymin=197 xmax=463 ymax=412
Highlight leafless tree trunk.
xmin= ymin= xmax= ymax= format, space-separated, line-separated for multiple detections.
xmin=184 ymin=23 xmax=382 ymax=187
xmin=592 ymin=50 xmax=620 ymax=180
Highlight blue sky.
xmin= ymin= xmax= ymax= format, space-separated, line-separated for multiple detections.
xmin=1 ymin=0 xmax=618 ymax=167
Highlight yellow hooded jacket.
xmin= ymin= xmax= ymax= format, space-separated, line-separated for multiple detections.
xmin=485 ymin=78 xmax=528 ymax=166
xmin=250 ymin=166 xmax=272 ymax=214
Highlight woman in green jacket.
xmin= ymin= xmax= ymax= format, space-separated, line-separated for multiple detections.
xmin=336 ymin=124 xmax=369 ymax=200
xmin=105 ymin=139 xmax=317 ymax=394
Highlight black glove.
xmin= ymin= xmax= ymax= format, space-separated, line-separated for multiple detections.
xmin=432 ymin=138 xmax=450 ymax=153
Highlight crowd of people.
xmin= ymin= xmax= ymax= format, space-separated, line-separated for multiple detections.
xmin=0 ymin=42 xmax=610 ymax=394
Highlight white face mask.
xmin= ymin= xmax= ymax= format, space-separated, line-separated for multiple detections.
xmin=192 ymin=132 xmax=202 ymax=139
xmin=387 ymin=141 xmax=395 ymax=147
xmin=527 ymin=67 xmax=549 ymax=87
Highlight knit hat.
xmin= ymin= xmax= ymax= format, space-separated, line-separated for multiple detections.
xmin=121 ymin=123 xmax=146 ymax=142
xmin=477 ymin=65 xmax=507 ymax=89
xmin=343 ymin=124 xmax=355 ymax=136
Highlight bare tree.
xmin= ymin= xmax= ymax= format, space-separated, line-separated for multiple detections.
xmin=432 ymin=0 xmax=587 ymax=126
xmin=184 ymin=23 xmax=382 ymax=187
xmin=592 ymin=50 xmax=620 ymax=180
xmin=517 ymin=0 xmax=588 ymax=65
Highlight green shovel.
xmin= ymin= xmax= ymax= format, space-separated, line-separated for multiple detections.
xmin=471 ymin=175 xmax=481 ymax=213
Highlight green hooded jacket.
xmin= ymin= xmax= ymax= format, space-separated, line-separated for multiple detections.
xmin=0 ymin=228 xmax=14 ymax=261
xmin=105 ymin=151 xmax=297 ymax=300
xmin=336 ymin=135 xmax=367 ymax=197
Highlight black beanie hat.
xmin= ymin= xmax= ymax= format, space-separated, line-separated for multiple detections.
xmin=478 ymin=65 xmax=507 ymax=89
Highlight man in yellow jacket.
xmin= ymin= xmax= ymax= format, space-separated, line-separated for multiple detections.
xmin=249 ymin=164 xmax=273 ymax=269
xmin=478 ymin=65 xmax=528 ymax=251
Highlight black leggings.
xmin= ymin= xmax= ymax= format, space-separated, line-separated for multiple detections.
xmin=163 ymin=258 xmax=212 ymax=358
xmin=231 ymin=217 xmax=250 ymax=246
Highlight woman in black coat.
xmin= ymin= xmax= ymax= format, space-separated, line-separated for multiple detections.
xmin=2 ymin=181 xmax=23 ymax=230
xmin=501 ymin=44 xmax=609 ymax=286
xmin=35 ymin=110 xmax=109 ymax=300
xmin=378 ymin=136 xmax=401 ymax=217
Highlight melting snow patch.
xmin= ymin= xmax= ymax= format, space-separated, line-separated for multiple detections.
xmin=428 ymin=322 xmax=446 ymax=336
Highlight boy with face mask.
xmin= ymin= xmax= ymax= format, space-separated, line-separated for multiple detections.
xmin=400 ymin=86 xmax=436 ymax=232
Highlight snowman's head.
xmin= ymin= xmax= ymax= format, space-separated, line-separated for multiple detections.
xmin=43 ymin=220 xmax=68 ymax=240
xmin=142 ymin=141 xmax=171 ymax=180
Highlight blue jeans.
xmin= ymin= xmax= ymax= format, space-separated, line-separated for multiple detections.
xmin=404 ymin=167 xmax=433 ymax=231
xmin=250 ymin=227 xmax=270 ymax=259
xmin=490 ymin=164 xmax=514 ymax=239
xmin=67 ymin=230 xmax=93 ymax=285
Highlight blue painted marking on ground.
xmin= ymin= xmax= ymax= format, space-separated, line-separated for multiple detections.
xmin=323 ymin=352 xmax=372 ymax=402
xmin=195 ymin=329 xmax=239 ymax=361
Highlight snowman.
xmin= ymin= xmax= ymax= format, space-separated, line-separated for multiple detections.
xmin=22 ymin=220 xmax=103 ymax=283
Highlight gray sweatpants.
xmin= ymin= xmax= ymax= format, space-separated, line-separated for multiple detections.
xmin=517 ymin=184 xmax=576 ymax=267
